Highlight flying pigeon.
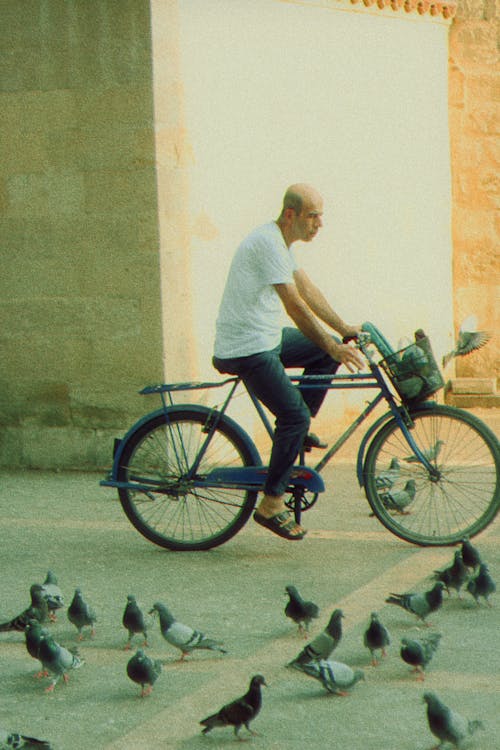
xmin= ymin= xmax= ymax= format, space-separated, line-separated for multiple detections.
xmin=0 ymin=729 xmax=52 ymax=749
xmin=284 ymin=585 xmax=319 ymax=636
xmin=200 ymin=674 xmax=266 ymax=739
xmin=460 ymin=538 xmax=482 ymax=572
xmin=39 ymin=570 xmax=64 ymax=622
xmin=149 ymin=602 xmax=226 ymax=661
xmin=404 ymin=440 xmax=444 ymax=464
xmin=126 ymin=648 xmax=161 ymax=697
xmin=400 ymin=632 xmax=441 ymax=680
xmin=382 ymin=480 xmax=416 ymax=514
xmin=385 ymin=582 xmax=445 ymax=624
xmin=122 ymin=595 xmax=149 ymax=650
xmin=433 ymin=550 xmax=469 ymax=598
xmin=375 ymin=457 xmax=401 ymax=490
xmin=24 ymin=618 xmax=50 ymax=679
xmin=0 ymin=584 xmax=49 ymax=632
xmin=67 ymin=588 xmax=97 ymax=640
xmin=423 ymin=691 xmax=484 ymax=748
xmin=442 ymin=315 xmax=492 ymax=368
xmin=298 ymin=659 xmax=365 ymax=696
xmin=466 ymin=562 xmax=496 ymax=607
xmin=363 ymin=612 xmax=391 ymax=666
xmin=288 ymin=609 xmax=343 ymax=669
xmin=38 ymin=633 xmax=84 ymax=692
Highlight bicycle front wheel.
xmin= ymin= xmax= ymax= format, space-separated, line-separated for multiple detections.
xmin=364 ymin=404 xmax=500 ymax=546
xmin=116 ymin=408 xmax=259 ymax=550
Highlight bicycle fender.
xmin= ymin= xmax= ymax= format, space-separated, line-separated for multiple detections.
xmin=109 ymin=405 xmax=261 ymax=479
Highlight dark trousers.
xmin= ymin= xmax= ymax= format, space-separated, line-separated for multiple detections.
xmin=213 ymin=327 xmax=340 ymax=496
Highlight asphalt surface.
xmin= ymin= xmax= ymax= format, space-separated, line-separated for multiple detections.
xmin=0 ymin=426 xmax=499 ymax=749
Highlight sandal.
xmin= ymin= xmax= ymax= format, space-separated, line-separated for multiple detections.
xmin=253 ymin=511 xmax=307 ymax=540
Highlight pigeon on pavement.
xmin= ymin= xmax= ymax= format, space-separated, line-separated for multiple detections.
xmin=39 ymin=570 xmax=64 ymax=622
xmin=126 ymin=648 xmax=161 ymax=697
xmin=466 ymin=563 xmax=496 ymax=607
xmin=400 ymin=633 xmax=441 ymax=680
xmin=375 ymin=457 xmax=400 ymax=490
xmin=298 ymin=659 xmax=365 ymax=696
xmin=24 ymin=618 xmax=50 ymax=679
xmin=404 ymin=440 xmax=444 ymax=464
xmin=386 ymin=582 xmax=445 ymax=624
xmin=149 ymin=602 xmax=226 ymax=661
xmin=67 ymin=588 xmax=97 ymax=640
xmin=284 ymin=585 xmax=319 ymax=636
xmin=423 ymin=691 xmax=484 ymax=748
xmin=382 ymin=480 xmax=416 ymax=514
xmin=200 ymin=674 xmax=266 ymax=739
xmin=38 ymin=633 xmax=84 ymax=692
xmin=363 ymin=612 xmax=391 ymax=666
xmin=0 ymin=585 xmax=49 ymax=632
xmin=122 ymin=595 xmax=148 ymax=650
xmin=433 ymin=550 xmax=469 ymax=598
xmin=460 ymin=538 xmax=482 ymax=572
xmin=0 ymin=729 xmax=52 ymax=749
xmin=288 ymin=609 xmax=343 ymax=669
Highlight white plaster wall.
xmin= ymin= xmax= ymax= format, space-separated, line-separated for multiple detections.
xmin=152 ymin=0 xmax=453 ymax=451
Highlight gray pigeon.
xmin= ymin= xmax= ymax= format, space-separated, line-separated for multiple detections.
xmin=466 ymin=562 xmax=496 ymax=607
xmin=24 ymin=618 xmax=50 ymax=679
xmin=0 ymin=729 xmax=52 ymax=749
xmin=400 ymin=632 xmax=441 ymax=680
xmin=386 ymin=582 xmax=445 ymax=624
xmin=38 ymin=633 xmax=84 ymax=692
xmin=149 ymin=602 xmax=226 ymax=660
xmin=404 ymin=440 xmax=444 ymax=464
xmin=122 ymin=595 xmax=148 ymax=650
xmin=284 ymin=585 xmax=319 ymax=636
xmin=200 ymin=674 xmax=266 ymax=739
xmin=298 ymin=659 xmax=365 ymax=696
xmin=363 ymin=612 xmax=391 ymax=666
xmin=442 ymin=317 xmax=492 ymax=368
xmin=423 ymin=691 xmax=484 ymax=748
xmin=382 ymin=479 xmax=416 ymax=514
xmin=375 ymin=457 xmax=401 ymax=490
xmin=39 ymin=570 xmax=64 ymax=622
xmin=67 ymin=588 xmax=97 ymax=640
xmin=288 ymin=609 xmax=343 ymax=669
xmin=0 ymin=584 xmax=49 ymax=632
xmin=460 ymin=538 xmax=482 ymax=572
xmin=433 ymin=550 xmax=469 ymax=598
xmin=126 ymin=648 xmax=161 ymax=697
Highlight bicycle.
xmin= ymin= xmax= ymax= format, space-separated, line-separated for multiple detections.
xmin=100 ymin=323 xmax=500 ymax=551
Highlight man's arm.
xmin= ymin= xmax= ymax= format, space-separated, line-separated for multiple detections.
xmin=293 ymin=268 xmax=360 ymax=339
xmin=274 ymin=282 xmax=364 ymax=373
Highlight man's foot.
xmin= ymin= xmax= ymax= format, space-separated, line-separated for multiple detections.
xmin=303 ymin=432 xmax=328 ymax=452
xmin=253 ymin=510 xmax=307 ymax=540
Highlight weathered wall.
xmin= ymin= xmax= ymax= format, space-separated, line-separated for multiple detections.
xmin=448 ymin=0 xmax=499 ymax=381
xmin=0 ymin=1 xmax=163 ymax=468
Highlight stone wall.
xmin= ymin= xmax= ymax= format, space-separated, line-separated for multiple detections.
xmin=0 ymin=1 xmax=163 ymax=468
xmin=448 ymin=0 xmax=499 ymax=381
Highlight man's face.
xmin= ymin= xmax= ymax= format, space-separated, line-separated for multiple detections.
xmin=293 ymin=197 xmax=323 ymax=242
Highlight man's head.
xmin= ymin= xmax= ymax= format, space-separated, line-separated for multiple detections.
xmin=278 ymin=183 xmax=324 ymax=246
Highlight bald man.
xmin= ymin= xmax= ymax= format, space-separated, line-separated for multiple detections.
xmin=213 ymin=184 xmax=364 ymax=540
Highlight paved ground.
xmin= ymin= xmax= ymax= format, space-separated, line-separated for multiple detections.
xmin=0 ymin=411 xmax=499 ymax=749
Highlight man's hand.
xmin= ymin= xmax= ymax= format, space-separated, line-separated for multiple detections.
xmin=331 ymin=342 xmax=364 ymax=373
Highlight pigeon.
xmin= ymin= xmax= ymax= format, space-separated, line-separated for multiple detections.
xmin=433 ymin=550 xmax=469 ymax=598
xmin=382 ymin=479 xmax=416 ymax=514
xmin=24 ymin=618 xmax=50 ymax=679
xmin=423 ymin=691 xmax=484 ymax=748
xmin=67 ymin=588 xmax=97 ymax=640
xmin=466 ymin=562 xmax=496 ymax=607
xmin=284 ymin=585 xmax=319 ymax=636
xmin=126 ymin=648 xmax=161 ymax=697
xmin=400 ymin=632 xmax=441 ymax=680
xmin=363 ymin=612 xmax=391 ymax=666
xmin=298 ymin=659 xmax=365 ymax=696
xmin=0 ymin=584 xmax=49 ymax=632
xmin=0 ymin=729 xmax=52 ymax=749
xmin=404 ymin=440 xmax=444 ymax=464
xmin=149 ymin=602 xmax=226 ymax=660
xmin=200 ymin=674 xmax=266 ymax=739
xmin=442 ymin=315 xmax=492 ymax=368
xmin=460 ymin=538 xmax=482 ymax=572
xmin=385 ymin=582 xmax=445 ymax=624
xmin=39 ymin=570 xmax=64 ymax=622
xmin=37 ymin=633 xmax=84 ymax=692
xmin=122 ymin=595 xmax=148 ymax=650
xmin=375 ymin=457 xmax=401 ymax=490
xmin=288 ymin=609 xmax=343 ymax=669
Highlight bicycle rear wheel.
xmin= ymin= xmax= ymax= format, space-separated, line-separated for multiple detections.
xmin=116 ymin=408 xmax=259 ymax=550
xmin=363 ymin=404 xmax=500 ymax=546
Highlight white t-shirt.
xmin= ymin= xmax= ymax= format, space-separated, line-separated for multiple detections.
xmin=214 ymin=221 xmax=298 ymax=358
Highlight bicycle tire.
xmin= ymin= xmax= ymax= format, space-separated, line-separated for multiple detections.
xmin=363 ymin=404 xmax=500 ymax=546
xmin=116 ymin=408 xmax=259 ymax=550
